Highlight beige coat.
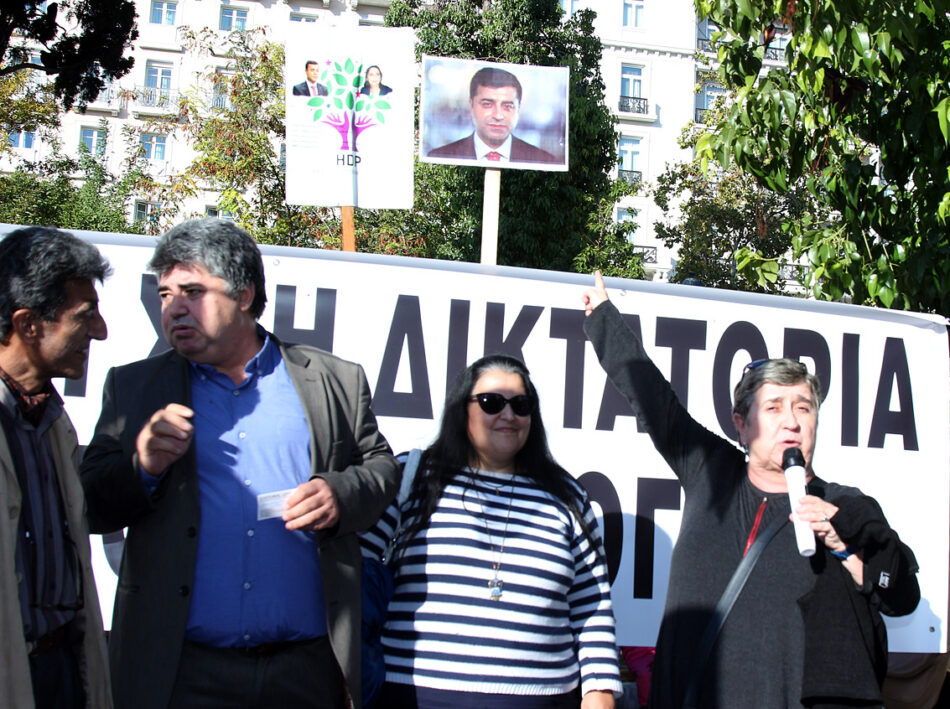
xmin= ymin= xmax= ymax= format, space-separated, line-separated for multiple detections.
xmin=0 ymin=405 xmax=112 ymax=708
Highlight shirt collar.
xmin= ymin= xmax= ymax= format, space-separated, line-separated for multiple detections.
xmin=189 ymin=328 xmax=280 ymax=385
xmin=473 ymin=133 xmax=513 ymax=161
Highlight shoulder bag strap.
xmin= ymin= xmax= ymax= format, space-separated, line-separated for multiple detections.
xmin=682 ymin=513 xmax=790 ymax=709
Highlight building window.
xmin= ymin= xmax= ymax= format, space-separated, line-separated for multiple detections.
xmin=150 ymin=1 xmax=176 ymax=25
xmin=205 ymin=206 xmax=234 ymax=220
xmin=619 ymin=136 xmax=642 ymax=184
xmin=621 ymin=65 xmax=642 ymax=98
xmin=559 ymin=0 xmax=577 ymax=15
xmin=134 ymin=201 xmax=161 ymax=227
xmin=212 ymin=69 xmax=232 ymax=110
xmin=289 ymin=12 xmax=318 ymax=22
xmin=80 ymin=127 xmax=106 ymax=155
xmin=144 ymin=61 xmax=173 ymax=106
xmin=616 ymin=208 xmax=635 ymax=223
xmin=140 ymin=134 xmax=167 ymax=161
xmin=623 ymin=0 xmax=644 ymax=28
xmin=696 ymin=82 xmax=726 ymax=123
xmin=220 ymin=6 xmax=248 ymax=31
xmin=9 ymin=130 xmax=35 ymax=149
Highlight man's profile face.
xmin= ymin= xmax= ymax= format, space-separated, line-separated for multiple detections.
xmin=470 ymin=84 xmax=520 ymax=149
xmin=157 ymin=263 xmax=253 ymax=367
xmin=32 ymin=279 xmax=108 ymax=381
xmin=305 ymin=62 xmax=320 ymax=84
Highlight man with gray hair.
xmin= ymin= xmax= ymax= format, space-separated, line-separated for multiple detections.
xmin=581 ymin=272 xmax=919 ymax=708
xmin=0 ymin=227 xmax=111 ymax=708
xmin=81 ymin=218 xmax=399 ymax=708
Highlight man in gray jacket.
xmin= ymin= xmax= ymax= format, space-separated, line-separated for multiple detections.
xmin=81 ymin=218 xmax=398 ymax=708
xmin=0 ymin=226 xmax=112 ymax=708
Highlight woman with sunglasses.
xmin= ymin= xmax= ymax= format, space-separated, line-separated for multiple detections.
xmin=581 ymin=272 xmax=919 ymax=709
xmin=370 ymin=353 xmax=621 ymax=708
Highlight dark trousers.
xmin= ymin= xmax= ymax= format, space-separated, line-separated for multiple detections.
xmin=29 ymin=642 xmax=85 ymax=709
xmin=169 ymin=637 xmax=346 ymax=708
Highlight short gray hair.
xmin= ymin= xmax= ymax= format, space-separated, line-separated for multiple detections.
xmin=732 ymin=358 xmax=822 ymax=424
xmin=148 ymin=218 xmax=267 ymax=319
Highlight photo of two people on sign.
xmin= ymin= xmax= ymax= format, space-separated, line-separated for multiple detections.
xmin=420 ymin=56 xmax=570 ymax=172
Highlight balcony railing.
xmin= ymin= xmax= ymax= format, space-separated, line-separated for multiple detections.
xmin=618 ymin=96 xmax=648 ymax=114
xmin=764 ymin=45 xmax=784 ymax=61
xmin=619 ymin=169 xmax=642 ymax=185
xmin=780 ymin=264 xmax=804 ymax=283
xmin=695 ymin=107 xmax=709 ymax=124
xmin=134 ymin=86 xmax=179 ymax=111
xmin=697 ymin=38 xmax=714 ymax=52
xmin=633 ymin=245 xmax=657 ymax=264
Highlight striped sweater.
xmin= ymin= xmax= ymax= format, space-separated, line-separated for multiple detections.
xmin=360 ymin=468 xmax=622 ymax=698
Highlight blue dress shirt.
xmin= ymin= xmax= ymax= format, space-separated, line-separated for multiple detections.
xmin=182 ymin=334 xmax=328 ymax=646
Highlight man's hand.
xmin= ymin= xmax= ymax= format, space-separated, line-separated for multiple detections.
xmin=283 ymin=477 xmax=340 ymax=532
xmin=583 ymin=270 xmax=609 ymax=317
xmin=136 ymin=404 xmax=194 ymax=476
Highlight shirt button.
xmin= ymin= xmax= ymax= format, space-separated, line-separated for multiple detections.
xmin=232 ymin=390 xmax=240 ymax=396
xmin=244 ymin=582 xmax=252 ymax=590
xmin=239 ymin=431 xmax=246 ymax=439
xmin=247 ymin=529 xmax=254 ymax=537
xmin=244 ymin=480 xmax=252 ymax=487
xmin=243 ymin=633 xmax=251 ymax=642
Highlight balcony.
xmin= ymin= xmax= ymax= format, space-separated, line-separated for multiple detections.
xmin=618 ymin=96 xmax=648 ymax=114
xmin=633 ymin=245 xmax=657 ymax=264
xmin=132 ymin=86 xmax=179 ymax=115
xmin=619 ymin=169 xmax=642 ymax=185
xmin=697 ymin=38 xmax=714 ymax=53
xmin=764 ymin=45 xmax=784 ymax=62
xmin=695 ymin=107 xmax=709 ymax=124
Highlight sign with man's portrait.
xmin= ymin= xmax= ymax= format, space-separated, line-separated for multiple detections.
xmin=285 ymin=25 xmax=415 ymax=208
xmin=420 ymin=56 xmax=569 ymax=172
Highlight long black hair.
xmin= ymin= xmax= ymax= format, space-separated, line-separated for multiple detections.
xmin=400 ymin=353 xmax=601 ymax=554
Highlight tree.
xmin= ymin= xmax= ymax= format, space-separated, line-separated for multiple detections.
xmin=376 ymin=0 xmax=642 ymax=274
xmin=696 ymin=0 xmax=950 ymax=314
xmin=0 ymin=1 xmax=138 ymax=109
xmin=0 ymin=68 xmax=60 ymax=156
xmin=653 ymin=106 xmax=825 ymax=292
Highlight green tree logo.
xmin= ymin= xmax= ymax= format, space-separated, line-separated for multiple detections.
xmin=307 ymin=58 xmax=391 ymax=152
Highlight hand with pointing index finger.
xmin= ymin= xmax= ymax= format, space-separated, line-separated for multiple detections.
xmin=583 ymin=270 xmax=609 ymax=317
xmin=136 ymin=403 xmax=194 ymax=476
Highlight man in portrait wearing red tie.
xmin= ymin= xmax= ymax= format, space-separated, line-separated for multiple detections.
xmin=427 ymin=67 xmax=558 ymax=164
xmin=292 ymin=60 xmax=329 ymax=97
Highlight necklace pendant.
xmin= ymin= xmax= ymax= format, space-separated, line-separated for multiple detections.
xmin=489 ymin=577 xmax=503 ymax=600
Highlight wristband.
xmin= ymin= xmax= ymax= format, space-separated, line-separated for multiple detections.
xmin=831 ymin=545 xmax=857 ymax=560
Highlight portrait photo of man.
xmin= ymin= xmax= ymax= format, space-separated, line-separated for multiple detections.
xmin=292 ymin=60 xmax=329 ymax=97
xmin=421 ymin=58 xmax=569 ymax=171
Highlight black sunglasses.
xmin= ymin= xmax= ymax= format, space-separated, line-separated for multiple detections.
xmin=469 ymin=392 xmax=534 ymax=416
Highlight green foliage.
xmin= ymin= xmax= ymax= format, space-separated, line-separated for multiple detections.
xmin=376 ymin=0 xmax=641 ymax=275
xmin=0 ymin=70 xmax=60 ymax=156
xmin=697 ymin=0 xmax=950 ymax=314
xmin=0 ymin=1 xmax=137 ymax=109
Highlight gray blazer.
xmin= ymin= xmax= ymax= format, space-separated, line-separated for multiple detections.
xmin=81 ymin=339 xmax=399 ymax=709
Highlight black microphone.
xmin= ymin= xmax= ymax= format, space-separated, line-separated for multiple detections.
xmin=783 ymin=447 xmax=815 ymax=556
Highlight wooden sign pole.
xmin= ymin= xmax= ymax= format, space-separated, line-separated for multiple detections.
xmin=341 ymin=205 xmax=356 ymax=252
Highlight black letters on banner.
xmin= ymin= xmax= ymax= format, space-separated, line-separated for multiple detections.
xmin=634 ymin=477 xmax=682 ymax=599
xmin=549 ymin=308 xmax=587 ymax=429
xmin=783 ymin=328 xmax=831 ymax=403
xmin=484 ymin=302 xmax=543 ymax=362
xmin=577 ymin=471 xmax=623 ymax=585
xmin=841 ymin=333 xmax=861 ymax=447
xmin=373 ymin=295 xmax=433 ymax=419
xmin=868 ymin=337 xmax=918 ymax=450
xmin=273 ymin=285 xmax=336 ymax=352
xmin=655 ymin=317 xmax=707 ymax=410
xmin=712 ymin=321 xmax=768 ymax=439
xmin=446 ymin=299 xmax=470 ymax=393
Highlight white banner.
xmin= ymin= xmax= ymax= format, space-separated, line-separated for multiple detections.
xmin=24 ymin=229 xmax=949 ymax=652
xmin=284 ymin=26 xmax=416 ymax=208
